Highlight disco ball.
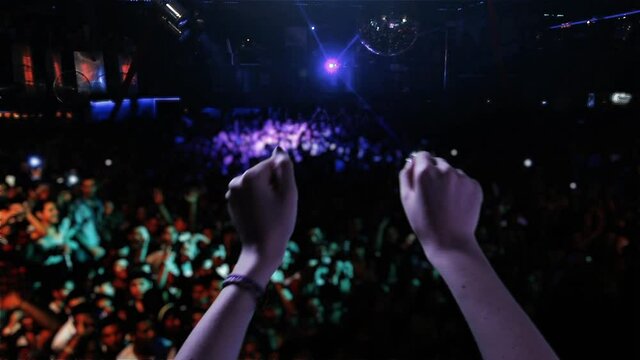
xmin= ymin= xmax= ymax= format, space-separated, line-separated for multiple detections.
xmin=359 ymin=14 xmax=418 ymax=56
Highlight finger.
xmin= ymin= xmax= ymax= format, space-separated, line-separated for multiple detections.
xmin=433 ymin=157 xmax=452 ymax=173
xmin=272 ymin=147 xmax=296 ymax=193
xmin=225 ymin=176 xmax=243 ymax=200
xmin=412 ymin=151 xmax=433 ymax=183
xmin=399 ymin=157 xmax=415 ymax=193
xmin=243 ymin=154 xmax=276 ymax=183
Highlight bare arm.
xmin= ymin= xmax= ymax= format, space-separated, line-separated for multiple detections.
xmin=1 ymin=292 xmax=61 ymax=331
xmin=399 ymin=152 xmax=557 ymax=360
xmin=153 ymin=188 xmax=174 ymax=225
xmin=185 ymin=189 xmax=199 ymax=232
xmin=176 ymin=147 xmax=297 ymax=360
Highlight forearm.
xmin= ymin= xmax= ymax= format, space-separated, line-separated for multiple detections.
xmin=158 ymin=204 xmax=173 ymax=225
xmin=25 ymin=213 xmax=46 ymax=237
xmin=426 ymin=240 xmax=557 ymax=360
xmin=176 ymin=253 xmax=272 ymax=360
xmin=188 ymin=203 xmax=197 ymax=231
xmin=20 ymin=301 xmax=61 ymax=331
xmin=58 ymin=334 xmax=84 ymax=360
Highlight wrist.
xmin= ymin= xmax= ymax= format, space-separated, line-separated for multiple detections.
xmin=421 ymin=236 xmax=484 ymax=267
xmin=233 ymin=251 xmax=277 ymax=288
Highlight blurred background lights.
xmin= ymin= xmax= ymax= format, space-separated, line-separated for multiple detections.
xmin=28 ymin=156 xmax=42 ymax=168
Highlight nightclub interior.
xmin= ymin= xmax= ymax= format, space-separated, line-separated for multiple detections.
xmin=0 ymin=1 xmax=638 ymax=359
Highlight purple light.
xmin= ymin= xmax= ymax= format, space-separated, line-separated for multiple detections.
xmin=550 ymin=9 xmax=640 ymax=29
xmin=324 ymin=58 xmax=340 ymax=74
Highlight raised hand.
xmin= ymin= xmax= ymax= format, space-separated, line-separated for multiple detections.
xmin=226 ymin=146 xmax=298 ymax=285
xmin=176 ymin=147 xmax=297 ymax=360
xmin=184 ymin=189 xmax=201 ymax=204
xmin=398 ymin=151 xmax=557 ymax=360
xmin=153 ymin=188 xmax=165 ymax=205
xmin=399 ymin=151 xmax=483 ymax=257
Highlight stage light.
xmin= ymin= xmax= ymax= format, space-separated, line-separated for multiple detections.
xmin=105 ymin=159 xmax=113 ymax=167
xmin=611 ymin=92 xmax=632 ymax=105
xmin=56 ymin=177 xmax=65 ymax=184
xmin=523 ymin=158 xmax=533 ymax=168
xmin=324 ymin=58 xmax=340 ymax=74
xmin=570 ymin=182 xmax=577 ymax=190
xmin=541 ymin=100 xmax=548 ymax=106
xmin=450 ymin=149 xmax=458 ymax=157
xmin=28 ymin=156 xmax=42 ymax=168
xmin=311 ymin=26 xmax=315 ymax=30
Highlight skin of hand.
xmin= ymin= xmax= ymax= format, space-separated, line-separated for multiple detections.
xmin=174 ymin=147 xmax=297 ymax=360
xmin=226 ymin=146 xmax=298 ymax=286
xmin=185 ymin=189 xmax=200 ymax=204
xmin=399 ymin=151 xmax=483 ymax=257
xmin=153 ymin=188 xmax=165 ymax=205
xmin=399 ymin=151 xmax=558 ymax=360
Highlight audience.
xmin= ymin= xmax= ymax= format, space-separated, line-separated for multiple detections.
xmin=0 ymin=107 xmax=637 ymax=359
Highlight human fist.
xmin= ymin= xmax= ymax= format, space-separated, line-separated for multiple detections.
xmin=399 ymin=152 xmax=483 ymax=257
xmin=226 ymin=147 xmax=298 ymax=285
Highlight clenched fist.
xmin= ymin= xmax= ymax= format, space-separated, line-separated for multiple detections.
xmin=399 ymin=151 xmax=483 ymax=258
xmin=226 ymin=147 xmax=298 ymax=286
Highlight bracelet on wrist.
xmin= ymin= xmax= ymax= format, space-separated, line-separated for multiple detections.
xmin=222 ymin=274 xmax=265 ymax=301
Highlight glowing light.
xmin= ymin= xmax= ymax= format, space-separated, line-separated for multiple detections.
xmin=523 ymin=158 xmax=533 ymax=168
xmin=541 ymin=100 xmax=548 ymax=106
xmin=311 ymin=26 xmax=315 ymax=30
xmin=324 ymin=58 xmax=340 ymax=74
xmin=67 ymin=174 xmax=79 ymax=186
xmin=570 ymin=182 xmax=577 ymax=190
xmin=28 ymin=156 xmax=42 ymax=168
xmin=611 ymin=92 xmax=632 ymax=105
xmin=450 ymin=148 xmax=459 ymax=157
xmin=56 ymin=177 xmax=65 ymax=184
xmin=550 ymin=9 xmax=640 ymax=29
xmin=165 ymin=3 xmax=182 ymax=18
xmin=105 ymin=159 xmax=113 ymax=167
xmin=22 ymin=52 xmax=34 ymax=87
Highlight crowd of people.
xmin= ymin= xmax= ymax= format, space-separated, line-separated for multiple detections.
xmin=0 ymin=107 xmax=638 ymax=359
xmin=179 ymin=107 xmax=404 ymax=174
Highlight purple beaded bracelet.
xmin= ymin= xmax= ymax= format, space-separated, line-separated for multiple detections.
xmin=222 ymin=274 xmax=265 ymax=301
